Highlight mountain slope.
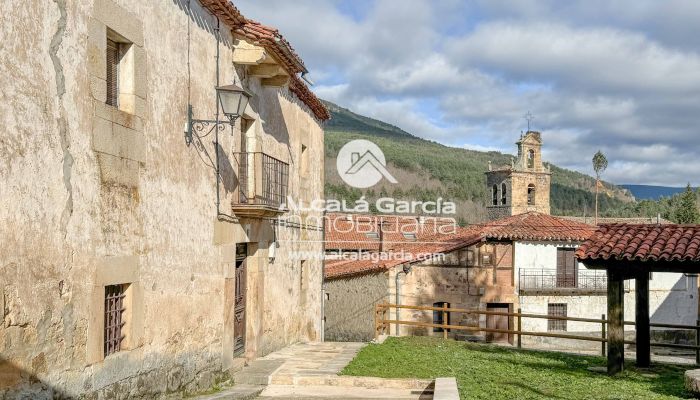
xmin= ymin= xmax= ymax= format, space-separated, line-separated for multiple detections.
xmin=621 ymin=185 xmax=693 ymax=201
xmin=322 ymin=100 xmax=634 ymax=223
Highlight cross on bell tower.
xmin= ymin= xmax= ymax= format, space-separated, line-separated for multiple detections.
xmin=523 ymin=111 xmax=535 ymax=131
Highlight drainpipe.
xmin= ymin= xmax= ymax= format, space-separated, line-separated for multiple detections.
xmin=321 ymin=209 xmax=327 ymax=342
xmin=394 ymin=264 xmax=412 ymax=336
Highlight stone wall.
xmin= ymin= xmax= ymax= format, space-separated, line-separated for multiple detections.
xmin=324 ymin=273 xmax=389 ymax=342
xmin=388 ymin=242 xmax=518 ymax=337
xmin=0 ymin=0 xmax=324 ymax=398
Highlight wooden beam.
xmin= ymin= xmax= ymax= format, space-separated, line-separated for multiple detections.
xmin=248 ymin=64 xmax=284 ymax=78
xmin=635 ymin=273 xmax=651 ymax=368
xmin=607 ymin=269 xmax=625 ymax=375
xmin=581 ymin=259 xmax=700 ymax=274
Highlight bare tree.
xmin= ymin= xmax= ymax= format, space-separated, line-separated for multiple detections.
xmin=592 ymin=150 xmax=608 ymax=224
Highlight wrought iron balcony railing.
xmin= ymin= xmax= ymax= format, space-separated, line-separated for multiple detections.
xmin=232 ymin=152 xmax=289 ymax=216
xmin=518 ymin=269 xmax=629 ymax=295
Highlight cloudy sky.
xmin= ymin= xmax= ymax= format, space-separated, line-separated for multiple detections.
xmin=236 ymin=0 xmax=700 ymax=186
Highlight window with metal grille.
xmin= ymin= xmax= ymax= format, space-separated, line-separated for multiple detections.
xmin=106 ymin=38 xmax=120 ymax=107
xmin=547 ymin=303 xmax=567 ymax=332
xmin=433 ymin=302 xmax=450 ymax=332
xmin=104 ymin=284 xmax=127 ymax=357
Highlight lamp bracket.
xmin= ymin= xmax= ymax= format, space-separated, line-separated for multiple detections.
xmin=185 ymin=104 xmax=238 ymax=146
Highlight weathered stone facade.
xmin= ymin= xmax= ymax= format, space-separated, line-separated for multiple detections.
xmin=324 ymin=241 xmax=519 ymax=341
xmin=324 ymin=272 xmax=390 ymax=342
xmin=0 ymin=0 xmax=325 ymax=398
xmin=389 ymin=242 xmax=517 ymax=338
xmin=486 ymin=131 xmax=551 ymax=220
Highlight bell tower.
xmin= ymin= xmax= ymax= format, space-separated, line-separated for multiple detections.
xmin=485 ymin=131 xmax=551 ymax=220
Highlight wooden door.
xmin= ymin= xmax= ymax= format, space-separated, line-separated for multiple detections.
xmin=233 ymin=244 xmax=247 ymax=357
xmin=556 ymin=248 xmax=577 ymax=288
xmin=486 ymin=303 xmax=512 ymax=343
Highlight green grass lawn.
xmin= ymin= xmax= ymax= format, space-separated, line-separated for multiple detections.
xmin=341 ymin=337 xmax=694 ymax=400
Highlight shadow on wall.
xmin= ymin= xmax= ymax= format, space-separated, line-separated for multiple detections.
xmin=651 ymin=275 xmax=698 ymax=330
xmin=217 ymin=141 xmax=237 ymax=194
xmin=172 ymin=0 xmax=233 ymax=49
xmin=0 ymin=357 xmax=70 ymax=400
xmin=256 ymin=88 xmax=292 ymax=162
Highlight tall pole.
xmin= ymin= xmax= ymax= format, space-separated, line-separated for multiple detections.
xmin=595 ymin=177 xmax=599 ymax=225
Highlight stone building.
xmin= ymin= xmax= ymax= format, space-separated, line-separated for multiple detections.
xmin=325 ymin=211 xmax=698 ymax=350
xmin=0 ymin=0 xmax=329 ymax=398
xmin=322 ymin=213 xmax=592 ymax=343
xmin=486 ymin=131 xmax=551 ymax=220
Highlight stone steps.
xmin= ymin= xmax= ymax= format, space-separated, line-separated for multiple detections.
xmin=258 ymin=384 xmax=432 ymax=399
xmin=233 ymin=360 xmax=285 ymax=385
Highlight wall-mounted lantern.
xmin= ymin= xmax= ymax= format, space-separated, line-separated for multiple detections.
xmin=185 ymin=83 xmax=252 ymax=145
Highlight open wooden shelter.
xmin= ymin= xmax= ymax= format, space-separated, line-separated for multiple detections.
xmin=576 ymin=224 xmax=700 ymax=374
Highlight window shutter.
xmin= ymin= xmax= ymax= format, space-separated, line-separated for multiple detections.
xmin=106 ymin=39 xmax=119 ymax=107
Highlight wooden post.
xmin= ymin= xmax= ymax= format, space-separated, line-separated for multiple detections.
xmin=635 ymin=273 xmax=650 ymax=368
xmin=696 ymin=319 xmax=700 ymax=365
xmin=517 ymin=307 xmax=522 ymax=349
xmin=607 ymin=269 xmax=625 ymax=375
xmin=601 ymin=313 xmax=606 ymax=357
xmin=374 ymin=304 xmax=379 ymax=341
xmin=442 ymin=304 xmax=448 ymax=339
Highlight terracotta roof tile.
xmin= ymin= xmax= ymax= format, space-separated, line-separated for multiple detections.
xmin=575 ymin=224 xmax=700 ymax=262
xmin=324 ymin=227 xmax=483 ymax=279
xmin=325 ymin=213 xmax=459 ymax=251
xmin=325 ymin=212 xmax=597 ymax=279
xmin=559 ymin=216 xmax=674 ymax=225
xmin=481 ymin=212 xmax=595 ymax=242
xmin=199 ymin=1 xmax=329 ymax=121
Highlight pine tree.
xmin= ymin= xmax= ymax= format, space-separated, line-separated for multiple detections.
xmin=673 ymin=184 xmax=700 ymax=224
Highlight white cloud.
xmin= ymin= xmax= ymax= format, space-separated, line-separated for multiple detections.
xmin=234 ymin=0 xmax=700 ymax=186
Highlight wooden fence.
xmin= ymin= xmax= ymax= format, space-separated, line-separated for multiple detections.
xmin=375 ymin=303 xmax=700 ymax=363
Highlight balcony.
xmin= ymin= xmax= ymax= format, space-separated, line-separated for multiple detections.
xmin=232 ymin=152 xmax=289 ymax=218
xmin=518 ymin=269 xmax=630 ymax=295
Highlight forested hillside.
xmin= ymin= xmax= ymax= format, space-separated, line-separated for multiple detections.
xmin=322 ymin=100 xmax=635 ymax=223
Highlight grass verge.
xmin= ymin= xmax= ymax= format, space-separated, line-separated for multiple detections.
xmin=341 ymin=336 xmax=694 ymax=399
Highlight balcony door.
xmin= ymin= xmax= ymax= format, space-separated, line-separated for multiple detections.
xmin=556 ymin=248 xmax=577 ymax=288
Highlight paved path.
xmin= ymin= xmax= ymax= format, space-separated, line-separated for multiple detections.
xmin=195 ymin=342 xmax=405 ymax=400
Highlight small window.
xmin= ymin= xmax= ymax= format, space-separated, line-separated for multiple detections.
xmin=527 ymin=149 xmax=535 ymax=169
xmin=500 ymin=182 xmax=507 ymax=205
xmin=365 ymin=232 xmax=379 ymax=239
xmin=547 ymin=303 xmax=567 ymax=331
xmin=104 ymin=284 xmax=128 ymax=357
xmin=106 ymin=38 xmax=121 ymax=107
xmin=527 ymin=184 xmax=536 ymax=206
xmin=481 ymin=252 xmax=493 ymax=266
xmin=433 ymin=302 xmax=451 ymax=332
xmin=466 ymin=249 xmax=475 ymax=266
xmin=402 ymin=232 xmax=417 ymax=241
xmin=492 ymin=184 xmax=498 ymax=206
